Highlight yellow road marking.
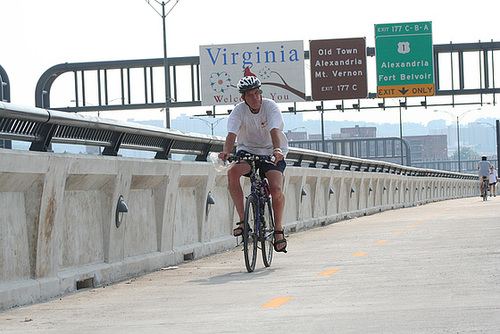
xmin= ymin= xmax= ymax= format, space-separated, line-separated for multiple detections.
xmin=352 ymin=252 xmax=367 ymax=257
xmin=417 ymin=220 xmax=426 ymax=222
xmin=393 ymin=231 xmax=404 ymax=234
xmin=374 ymin=240 xmax=387 ymax=244
xmin=406 ymin=225 xmax=415 ymax=228
xmin=260 ymin=297 xmax=293 ymax=308
xmin=316 ymin=269 xmax=341 ymax=276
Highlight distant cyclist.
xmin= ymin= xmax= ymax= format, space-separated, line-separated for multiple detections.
xmin=477 ymin=155 xmax=491 ymax=196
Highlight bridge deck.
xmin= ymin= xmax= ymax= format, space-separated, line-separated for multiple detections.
xmin=1 ymin=196 xmax=499 ymax=333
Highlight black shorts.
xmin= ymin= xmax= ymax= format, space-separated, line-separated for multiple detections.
xmin=236 ymin=150 xmax=286 ymax=178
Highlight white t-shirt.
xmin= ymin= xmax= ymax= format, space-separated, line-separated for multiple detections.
xmin=489 ymin=169 xmax=498 ymax=184
xmin=227 ymin=98 xmax=289 ymax=157
xmin=478 ymin=161 xmax=491 ymax=176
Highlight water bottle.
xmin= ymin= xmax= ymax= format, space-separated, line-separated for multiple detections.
xmin=209 ymin=152 xmax=231 ymax=172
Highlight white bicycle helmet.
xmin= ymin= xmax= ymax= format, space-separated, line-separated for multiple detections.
xmin=237 ymin=76 xmax=261 ymax=94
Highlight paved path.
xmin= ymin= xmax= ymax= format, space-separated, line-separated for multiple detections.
xmin=1 ymin=197 xmax=499 ymax=333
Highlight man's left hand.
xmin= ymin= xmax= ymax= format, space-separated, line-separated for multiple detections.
xmin=272 ymin=150 xmax=284 ymax=165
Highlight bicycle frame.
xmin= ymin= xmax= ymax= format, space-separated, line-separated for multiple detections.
xmin=482 ymin=176 xmax=489 ymax=201
xmin=246 ymin=158 xmax=272 ymax=239
xmin=232 ymin=153 xmax=275 ymax=272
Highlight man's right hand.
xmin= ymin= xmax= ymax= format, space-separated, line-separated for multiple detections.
xmin=218 ymin=151 xmax=230 ymax=162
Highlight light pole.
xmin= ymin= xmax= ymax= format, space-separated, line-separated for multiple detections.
xmin=399 ymin=100 xmax=405 ymax=165
xmin=434 ymin=107 xmax=481 ymax=172
xmin=145 ymin=0 xmax=180 ymax=129
xmin=190 ymin=116 xmax=226 ymax=135
xmin=316 ymin=102 xmax=325 ymax=152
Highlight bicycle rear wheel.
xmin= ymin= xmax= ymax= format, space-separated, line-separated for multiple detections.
xmin=261 ymin=195 xmax=275 ymax=267
xmin=483 ymin=180 xmax=488 ymax=201
xmin=244 ymin=195 xmax=258 ymax=273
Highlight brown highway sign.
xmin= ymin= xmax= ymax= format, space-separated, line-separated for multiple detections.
xmin=310 ymin=38 xmax=368 ymax=100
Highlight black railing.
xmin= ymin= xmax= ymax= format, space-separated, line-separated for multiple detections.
xmin=0 ymin=101 xmax=477 ymax=180
xmin=0 ymin=101 xmax=221 ymax=160
xmin=0 ymin=64 xmax=12 ymax=149
xmin=413 ymin=159 xmax=494 ymax=174
xmin=0 ymin=64 xmax=10 ymax=103
xmin=35 ymin=57 xmax=201 ymax=111
xmin=289 ymin=137 xmax=411 ymax=166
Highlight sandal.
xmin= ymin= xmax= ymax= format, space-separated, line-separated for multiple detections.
xmin=233 ymin=221 xmax=252 ymax=237
xmin=273 ymin=230 xmax=288 ymax=253
xmin=233 ymin=221 xmax=244 ymax=236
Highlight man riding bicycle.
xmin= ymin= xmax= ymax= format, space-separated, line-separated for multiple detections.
xmin=218 ymin=76 xmax=288 ymax=253
xmin=478 ymin=155 xmax=491 ymax=196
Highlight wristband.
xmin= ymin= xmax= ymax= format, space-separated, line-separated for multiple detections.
xmin=273 ymin=148 xmax=283 ymax=153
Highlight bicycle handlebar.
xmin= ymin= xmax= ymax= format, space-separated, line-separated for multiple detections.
xmin=228 ymin=152 xmax=276 ymax=164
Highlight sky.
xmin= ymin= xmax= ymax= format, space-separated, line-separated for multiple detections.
xmin=1 ymin=0 xmax=499 ymax=128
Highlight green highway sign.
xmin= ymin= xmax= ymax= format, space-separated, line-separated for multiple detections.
xmin=375 ymin=21 xmax=434 ymax=98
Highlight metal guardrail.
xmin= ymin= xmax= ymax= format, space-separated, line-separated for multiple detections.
xmin=0 ymin=102 xmax=477 ymax=180
xmin=289 ymin=137 xmax=411 ymax=166
xmin=0 ymin=65 xmax=12 ymax=149
xmin=35 ymin=57 xmax=201 ymax=111
xmin=0 ymin=64 xmax=10 ymax=103
xmin=413 ymin=159 xmax=497 ymax=174
xmin=0 ymin=102 xmax=222 ymax=160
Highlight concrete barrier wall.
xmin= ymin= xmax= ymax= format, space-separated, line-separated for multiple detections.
xmin=0 ymin=149 xmax=478 ymax=310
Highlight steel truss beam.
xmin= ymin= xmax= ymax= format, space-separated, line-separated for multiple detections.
xmin=35 ymin=42 xmax=499 ymax=113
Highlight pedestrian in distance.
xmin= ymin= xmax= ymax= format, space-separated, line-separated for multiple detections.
xmin=489 ymin=165 xmax=498 ymax=197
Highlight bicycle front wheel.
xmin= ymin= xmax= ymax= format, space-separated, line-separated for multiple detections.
xmin=261 ymin=195 xmax=275 ymax=267
xmin=244 ymin=195 xmax=258 ymax=273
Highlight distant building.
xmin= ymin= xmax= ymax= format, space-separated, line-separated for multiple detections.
xmin=85 ymin=146 xmax=100 ymax=155
xmin=286 ymin=131 xmax=307 ymax=141
xmin=309 ymin=134 xmax=323 ymax=140
xmin=341 ymin=125 xmax=376 ymax=138
xmin=331 ymin=133 xmax=352 ymax=139
xmin=404 ymin=134 xmax=448 ymax=162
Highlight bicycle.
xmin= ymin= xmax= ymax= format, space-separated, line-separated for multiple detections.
xmin=481 ymin=176 xmax=489 ymax=201
xmin=229 ymin=152 xmax=276 ymax=273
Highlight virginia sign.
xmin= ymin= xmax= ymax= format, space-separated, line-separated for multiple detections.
xmin=199 ymin=41 xmax=306 ymax=106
